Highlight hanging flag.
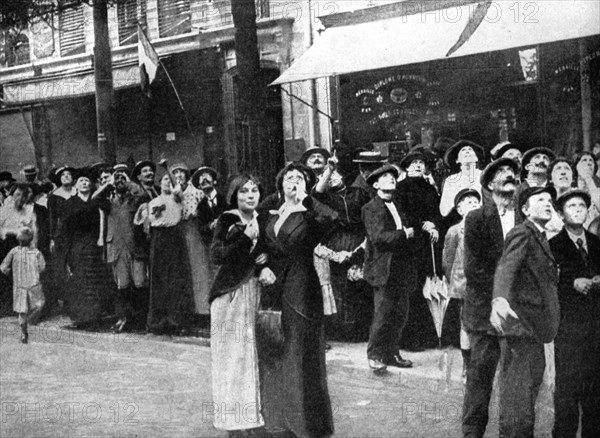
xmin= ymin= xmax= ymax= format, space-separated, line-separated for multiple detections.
xmin=446 ymin=0 xmax=492 ymax=57
xmin=138 ymin=24 xmax=160 ymax=97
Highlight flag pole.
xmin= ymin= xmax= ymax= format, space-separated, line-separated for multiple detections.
xmin=137 ymin=24 xmax=200 ymax=160
xmin=157 ymin=59 xmax=196 ymax=148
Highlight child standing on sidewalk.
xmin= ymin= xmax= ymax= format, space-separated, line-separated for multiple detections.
xmin=1 ymin=227 xmax=46 ymax=344
xmin=442 ymin=189 xmax=481 ymax=380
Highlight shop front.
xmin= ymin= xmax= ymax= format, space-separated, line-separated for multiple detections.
xmin=273 ymin=0 xmax=600 ymax=160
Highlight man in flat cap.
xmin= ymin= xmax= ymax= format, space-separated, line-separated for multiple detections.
xmin=490 ymin=185 xmax=560 ymax=438
xmin=361 ymin=164 xmax=417 ymax=373
xmin=462 ymin=157 xmax=519 ymax=438
xmin=549 ymin=189 xmax=600 ymax=437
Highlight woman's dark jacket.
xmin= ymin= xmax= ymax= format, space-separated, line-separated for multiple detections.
xmin=209 ymin=211 xmax=266 ymax=303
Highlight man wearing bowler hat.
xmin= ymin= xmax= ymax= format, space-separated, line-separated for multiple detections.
xmin=490 ymin=185 xmax=560 ymax=438
xmin=549 ymin=189 xmax=600 ymax=437
xmin=462 ymin=157 xmax=519 ymax=438
xmin=194 ymin=167 xmax=226 ymax=243
xmin=362 ymin=164 xmax=417 ymax=372
xmin=300 ymin=146 xmax=331 ymax=178
xmin=514 ymin=146 xmax=556 ymax=224
xmin=132 ymin=160 xmax=160 ymax=201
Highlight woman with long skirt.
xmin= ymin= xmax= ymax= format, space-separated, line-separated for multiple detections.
xmin=170 ymin=163 xmax=208 ymax=317
xmin=138 ymin=174 xmax=193 ymax=333
xmin=260 ymin=162 xmax=338 ymax=438
xmin=209 ymin=173 xmax=274 ymax=437
xmin=62 ymin=169 xmax=111 ymax=326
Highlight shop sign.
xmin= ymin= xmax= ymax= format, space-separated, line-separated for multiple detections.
xmin=31 ymin=19 xmax=55 ymax=60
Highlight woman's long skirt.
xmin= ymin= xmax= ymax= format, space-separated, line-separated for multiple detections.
xmin=182 ymin=218 xmax=211 ymax=315
xmin=67 ymin=236 xmax=112 ymax=324
xmin=147 ymin=225 xmax=193 ymax=330
xmin=210 ymin=277 xmax=264 ymax=431
xmin=260 ymin=303 xmax=334 ymax=438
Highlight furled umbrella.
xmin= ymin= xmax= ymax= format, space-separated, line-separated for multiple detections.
xmin=422 ymin=242 xmax=450 ymax=349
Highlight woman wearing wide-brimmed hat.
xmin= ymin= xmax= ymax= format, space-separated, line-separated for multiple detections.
xmin=47 ymin=165 xmax=76 ymax=309
xmin=61 ymin=168 xmax=112 ymax=326
xmin=439 ymin=140 xmax=485 ymax=217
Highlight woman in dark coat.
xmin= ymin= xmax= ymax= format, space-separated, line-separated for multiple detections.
xmin=261 ymin=162 xmax=338 ymax=438
xmin=62 ymin=170 xmax=111 ymax=326
xmin=48 ymin=166 xmax=76 ymax=308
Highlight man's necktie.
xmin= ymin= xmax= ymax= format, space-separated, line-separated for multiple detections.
xmin=577 ymin=237 xmax=589 ymax=269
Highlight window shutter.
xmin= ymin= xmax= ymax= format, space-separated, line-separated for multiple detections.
xmin=118 ymin=0 xmax=147 ymax=46
xmin=59 ymin=3 xmax=85 ymax=57
xmin=157 ymin=0 xmax=192 ymax=38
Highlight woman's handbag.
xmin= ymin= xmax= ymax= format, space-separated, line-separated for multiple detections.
xmin=256 ymin=307 xmax=285 ymax=358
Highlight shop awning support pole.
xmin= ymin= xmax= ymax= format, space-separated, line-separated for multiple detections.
xmin=280 ymin=86 xmax=334 ymax=122
xmin=580 ymin=39 xmax=592 ymax=152
xmin=334 ymin=75 xmax=341 ymax=143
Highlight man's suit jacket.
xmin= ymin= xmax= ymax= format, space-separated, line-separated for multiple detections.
xmin=198 ymin=193 xmax=227 ymax=245
xmin=493 ymin=219 xmax=560 ymax=343
xmin=549 ymin=228 xmax=600 ymax=322
xmin=463 ymin=201 xmax=506 ymax=332
xmin=362 ymin=196 xmax=415 ymax=288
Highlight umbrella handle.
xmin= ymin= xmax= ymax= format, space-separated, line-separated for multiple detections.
xmin=431 ymin=241 xmax=437 ymax=277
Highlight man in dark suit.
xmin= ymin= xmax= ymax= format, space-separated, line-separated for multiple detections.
xmin=362 ymin=164 xmax=416 ymax=372
xmin=193 ymin=167 xmax=226 ymax=245
xmin=461 ymin=158 xmax=519 ymax=438
xmin=491 ymin=186 xmax=560 ymax=438
xmin=549 ymin=189 xmax=600 ymax=438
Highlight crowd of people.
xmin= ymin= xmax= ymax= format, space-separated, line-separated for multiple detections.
xmin=1 ymin=137 xmax=600 ymax=438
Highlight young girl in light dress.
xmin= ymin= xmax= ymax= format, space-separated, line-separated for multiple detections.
xmin=0 ymin=227 xmax=46 ymax=344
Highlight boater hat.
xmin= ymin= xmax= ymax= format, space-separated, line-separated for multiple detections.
xmin=490 ymin=141 xmax=525 ymax=160
xmin=353 ymin=151 xmax=387 ymax=164
xmin=23 ymin=164 xmax=38 ymax=177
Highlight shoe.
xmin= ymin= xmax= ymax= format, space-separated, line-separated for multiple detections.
xmin=384 ymin=353 xmax=413 ymax=368
xmin=21 ymin=333 xmax=28 ymax=344
xmin=403 ymin=343 xmax=426 ymax=352
xmin=368 ymin=358 xmax=387 ymax=372
xmin=112 ymin=318 xmax=127 ymax=333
